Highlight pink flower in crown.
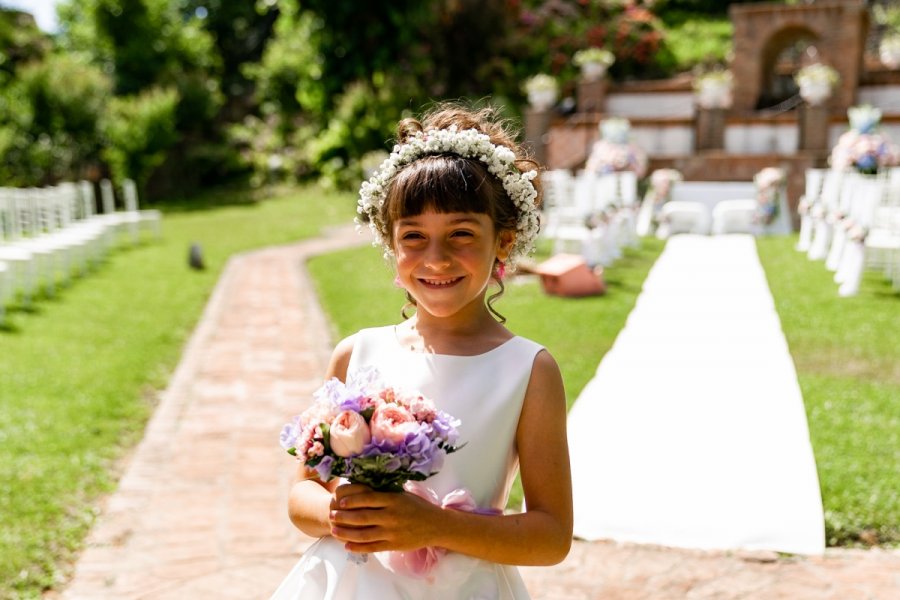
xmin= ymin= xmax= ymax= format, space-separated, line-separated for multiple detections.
xmin=370 ymin=402 xmax=418 ymax=445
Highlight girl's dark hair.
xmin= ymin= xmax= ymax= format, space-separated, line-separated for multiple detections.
xmin=382 ymin=104 xmax=542 ymax=323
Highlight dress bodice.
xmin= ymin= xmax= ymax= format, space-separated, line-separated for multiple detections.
xmin=347 ymin=326 xmax=544 ymax=512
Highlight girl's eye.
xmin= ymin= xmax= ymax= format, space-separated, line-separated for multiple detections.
xmin=451 ymin=230 xmax=474 ymax=238
xmin=400 ymin=231 xmax=425 ymax=240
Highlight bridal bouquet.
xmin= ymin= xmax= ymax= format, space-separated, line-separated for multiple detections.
xmin=280 ymin=367 xmax=462 ymax=492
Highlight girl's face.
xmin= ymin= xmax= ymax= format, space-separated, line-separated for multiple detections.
xmin=393 ymin=209 xmax=513 ymax=321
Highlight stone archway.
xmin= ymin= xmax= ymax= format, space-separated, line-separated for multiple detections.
xmin=730 ymin=0 xmax=869 ymax=113
xmin=756 ymin=25 xmax=820 ymax=110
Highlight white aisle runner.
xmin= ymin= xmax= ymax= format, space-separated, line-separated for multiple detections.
xmin=568 ymin=234 xmax=825 ymax=555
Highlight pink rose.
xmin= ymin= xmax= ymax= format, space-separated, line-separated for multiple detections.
xmin=370 ymin=403 xmax=417 ymax=445
xmin=329 ymin=410 xmax=371 ymax=457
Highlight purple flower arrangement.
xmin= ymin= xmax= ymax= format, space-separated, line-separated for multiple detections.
xmin=280 ymin=367 xmax=462 ymax=492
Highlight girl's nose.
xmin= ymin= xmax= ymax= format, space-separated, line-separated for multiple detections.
xmin=423 ymin=239 xmax=452 ymax=269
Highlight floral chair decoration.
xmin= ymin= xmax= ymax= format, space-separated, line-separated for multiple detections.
xmin=829 ymin=105 xmax=900 ymax=175
xmin=753 ymin=167 xmax=787 ymax=227
xmin=585 ymin=118 xmax=648 ymax=178
xmin=636 ymin=168 xmax=682 ymax=237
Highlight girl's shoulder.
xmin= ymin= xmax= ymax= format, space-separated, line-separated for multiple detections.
xmin=326 ymin=326 xmax=397 ymax=380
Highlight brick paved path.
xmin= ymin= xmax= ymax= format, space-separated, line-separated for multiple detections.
xmin=55 ymin=225 xmax=900 ymax=599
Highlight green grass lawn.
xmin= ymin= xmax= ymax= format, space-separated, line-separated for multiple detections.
xmin=0 ymin=184 xmax=356 ymax=598
xmin=756 ymin=235 xmax=899 ymax=547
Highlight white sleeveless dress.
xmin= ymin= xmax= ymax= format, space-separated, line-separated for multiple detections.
xmin=269 ymin=325 xmax=543 ymax=600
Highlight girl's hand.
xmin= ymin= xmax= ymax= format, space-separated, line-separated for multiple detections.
xmin=328 ymin=483 xmax=441 ymax=553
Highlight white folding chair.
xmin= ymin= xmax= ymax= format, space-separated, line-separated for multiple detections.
xmin=540 ymin=169 xmax=576 ymax=242
xmin=656 ymin=201 xmax=710 ymax=238
xmin=711 ymin=199 xmax=758 ymax=235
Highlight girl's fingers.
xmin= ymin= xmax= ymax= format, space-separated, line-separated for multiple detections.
xmin=330 ymin=523 xmax=385 ymax=544
xmin=333 ymin=489 xmax=396 ymax=510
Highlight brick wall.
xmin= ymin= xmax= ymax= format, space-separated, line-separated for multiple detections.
xmin=730 ymin=0 xmax=869 ymax=113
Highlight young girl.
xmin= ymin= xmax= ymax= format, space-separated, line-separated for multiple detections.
xmin=270 ymin=104 xmax=573 ymax=599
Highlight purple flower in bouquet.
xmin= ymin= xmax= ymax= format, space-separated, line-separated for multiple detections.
xmin=280 ymin=368 xmax=462 ymax=493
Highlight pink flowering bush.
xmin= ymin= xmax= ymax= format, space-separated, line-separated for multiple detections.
xmin=280 ymin=367 xmax=461 ymax=492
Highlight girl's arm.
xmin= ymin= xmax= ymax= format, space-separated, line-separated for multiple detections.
xmin=330 ymin=349 xmax=573 ymax=566
xmin=286 ymin=335 xmax=355 ymax=538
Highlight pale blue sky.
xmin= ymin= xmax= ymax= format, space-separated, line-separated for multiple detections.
xmin=2 ymin=0 xmax=61 ymax=33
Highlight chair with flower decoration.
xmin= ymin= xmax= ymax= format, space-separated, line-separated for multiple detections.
xmin=796 ymin=168 xmax=827 ymax=252
xmin=807 ymin=169 xmax=845 ymax=261
xmin=825 ymin=172 xmax=862 ymax=272
xmin=835 ymin=174 xmax=888 ymax=296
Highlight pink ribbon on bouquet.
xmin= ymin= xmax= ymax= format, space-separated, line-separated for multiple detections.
xmin=387 ymin=481 xmax=500 ymax=579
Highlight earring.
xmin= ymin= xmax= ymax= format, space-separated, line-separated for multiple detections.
xmin=496 ymin=261 xmax=506 ymax=280
xmin=394 ymin=274 xmax=404 ymax=288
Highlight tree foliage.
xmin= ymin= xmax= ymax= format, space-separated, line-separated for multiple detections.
xmin=101 ymin=86 xmax=179 ymax=188
xmin=0 ymin=0 xmax=753 ymax=197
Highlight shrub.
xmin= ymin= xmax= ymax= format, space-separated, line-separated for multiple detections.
xmin=101 ymin=86 xmax=180 ymax=190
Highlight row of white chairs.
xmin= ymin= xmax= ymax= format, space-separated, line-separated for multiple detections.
xmin=540 ymin=169 xmax=640 ymax=267
xmin=796 ymin=167 xmax=900 ymax=296
xmin=0 ymin=178 xmax=161 ymax=322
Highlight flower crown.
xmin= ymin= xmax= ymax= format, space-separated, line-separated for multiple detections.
xmin=357 ymin=125 xmax=540 ymax=266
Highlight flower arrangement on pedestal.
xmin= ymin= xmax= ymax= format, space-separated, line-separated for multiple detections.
xmin=794 ymin=63 xmax=840 ymax=106
xmin=753 ymin=167 xmax=786 ymax=226
xmin=829 ymin=105 xmax=900 ymax=174
xmin=693 ymin=69 xmax=733 ymax=110
xmin=585 ymin=117 xmax=648 ymax=178
xmin=523 ymin=74 xmax=558 ymax=111
xmin=573 ymin=47 xmax=615 ymax=81
xmin=880 ymin=34 xmax=900 ymax=69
